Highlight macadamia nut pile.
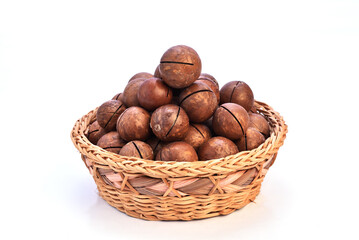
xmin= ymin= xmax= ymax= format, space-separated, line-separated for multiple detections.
xmin=87 ymin=45 xmax=270 ymax=162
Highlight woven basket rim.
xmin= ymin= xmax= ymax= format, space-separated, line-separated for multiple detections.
xmin=71 ymin=100 xmax=288 ymax=178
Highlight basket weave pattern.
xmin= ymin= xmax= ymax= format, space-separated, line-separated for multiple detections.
xmin=71 ymin=101 xmax=287 ymax=220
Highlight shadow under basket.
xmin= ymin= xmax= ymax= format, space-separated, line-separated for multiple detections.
xmin=71 ymin=101 xmax=288 ymax=221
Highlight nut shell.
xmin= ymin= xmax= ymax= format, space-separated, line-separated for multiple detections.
xmin=120 ymin=141 xmax=154 ymax=160
xmin=150 ymin=104 xmax=189 ymax=142
xmin=220 ymin=81 xmax=254 ymax=111
xmin=97 ymin=100 xmax=126 ymax=132
xmin=87 ymin=121 xmax=106 ymax=144
xmin=249 ymin=113 xmax=270 ymax=138
xmin=129 ymin=72 xmax=153 ymax=82
xmin=137 ymin=77 xmax=173 ymax=111
xmin=199 ymin=73 xmax=219 ymax=87
xmin=236 ymin=127 xmax=265 ymax=151
xmin=112 ymin=92 xmax=123 ymax=102
xmin=117 ymin=106 xmax=151 ymax=141
xmin=146 ymin=137 xmax=165 ymax=157
xmin=198 ymin=137 xmax=239 ymax=161
xmin=183 ymin=124 xmax=211 ymax=150
xmin=179 ymin=82 xmax=217 ymax=123
xmin=212 ymin=103 xmax=249 ymax=140
xmin=156 ymin=141 xmax=198 ymax=162
xmin=122 ymin=78 xmax=145 ymax=107
xmin=97 ymin=131 xmax=126 ymax=154
xmin=159 ymin=45 xmax=202 ymax=89
xmin=195 ymin=79 xmax=220 ymax=104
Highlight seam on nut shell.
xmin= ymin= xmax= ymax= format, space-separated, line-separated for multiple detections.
xmin=165 ymin=107 xmax=181 ymax=137
xmin=244 ymin=134 xmax=248 ymax=150
xmin=179 ymin=89 xmax=213 ymax=106
xmin=160 ymin=61 xmax=194 ymax=66
xmin=104 ymin=104 xmax=123 ymax=129
xmin=103 ymin=146 xmax=123 ymax=150
xmin=190 ymin=123 xmax=204 ymax=138
xmin=88 ymin=129 xmax=99 ymax=135
xmin=229 ymin=81 xmax=240 ymax=102
xmin=220 ymin=105 xmax=245 ymax=135
xmin=132 ymin=142 xmax=143 ymax=159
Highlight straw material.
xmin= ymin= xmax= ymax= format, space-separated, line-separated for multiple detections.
xmin=71 ymin=101 xmax=287 ymax=221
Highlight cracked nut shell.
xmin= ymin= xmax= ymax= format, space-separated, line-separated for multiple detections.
xmin=116 ymin=106 xmax=151 ymax=141
xmin=236 ymin=127 xmax=265 ymax=151
xmin=198 ymin=136 xmax=239 ymax=161
xmin=150 ymin=104 xmax=189 ymax=142
xmin=159 ymin=45 xmax=202 ymax=89
xmin=249 ymin=113 xmax=270 ymax=138
xmin=120 ymin=140 xmax=154 ymax=160
xmin=129 ymin=72 xmax=153 ymax=82
xmin=97 ymin=100 xmax=126 ymax=132
xmin=87 ymin=121 xmax=106 ymax=144
xmin=122 ymin=78 xmax=146 ymax=107
xmin=220 ymin=81 xmax=254 ymax=111
xmin=137 ymin=77 xmax=173 ymax=111
xmin=156 ymin=141 xmax=198 ymax=162
xmin=183 ymin=124 xmax=211 ymax=150
xmin=179 ymin=82 xmax=217 ymax=123
xmin=97 ymin=131 xmax=126 ymax=154
xmin=212 ymin=103 xmax=249 ymax=140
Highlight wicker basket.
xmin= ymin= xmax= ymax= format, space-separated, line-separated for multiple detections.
xmin=70 ymin=100 xmax=287 ymax=221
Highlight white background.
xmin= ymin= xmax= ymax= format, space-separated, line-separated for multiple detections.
xmin=1 ymin=0 xmax=358 ymax=239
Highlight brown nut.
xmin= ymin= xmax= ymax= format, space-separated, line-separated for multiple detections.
xmin=156 ymin=141 xmax=198 ymax=162
xmin=236 ymin=127 xmax=265 ymax=151
xmin=195 ymin=78 xmax=220 ymax=104
xmin=112 ymin=92 xmax=123 ymax=102
xmin=97 ymin=131 xmax=126 ymax=154
xmin=183 ymin=123 xmax=211 ymax=150
xmin=198 ymin=136 xmax=239 ymax=161
xmin=150 ymin=104 xmax=189 ymax=142
xmin=129 ymin=72 xmax=153 ymax=82
xmin=87 ymin=121 xmax=106 ymax=144
xmin=97 ymin=100 xmax=126 ymax=132
xmin=146 ymin=137 xmax=165 ymax=157
xmin=117 ymin=106 xmax=151 ymax=141
xmin=122 ymin=78 xmax=145 ymax=107
xmin=154 ymin=65 xmax=161 ymax=78
xmin=212 ymin=103 xmax=249 ymax=140
xmin=159 ymin=45 xmax=202 ymax=89
xmin=220 ymin=81 xmax=254 ymax=111
xmin=179 ymin=82 xmax=217 ymax=123
xmin=137 ymin=77 xmax=173 ymax=111
xmin=119 ymin=141 xmax=154 ymax=160
xmin=199 ymin=73 xmax=219 ymax=87
xmin=249 ymin=113 xmax=270 ymax=138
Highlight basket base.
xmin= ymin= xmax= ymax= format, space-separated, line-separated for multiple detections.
xmin=96 ymin=180 xmax=262 ymax=221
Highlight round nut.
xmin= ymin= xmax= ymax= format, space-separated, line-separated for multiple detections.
xmin=195 ymin=78 xmax=220 ymax=104
xmin=179 ymin=82 xmax=217 ymax=123
xmin=249 ymin=113 xmax=270 ymax=138
xmin=198 ymin=136 xmax=239 ymax=161
xmin=212 ymin=103 xmax=249 ymax=140
xmin=87 ymin=121 xmax=106 ymax=144
xmin=150 ymin=104 xmax=189 ymax=142
xmin=236 ymin=127 xmax=265 ymax=151
xmin=112 ymin=92 xmax=123 ymax=102
xmin=199 ymin=73 xmax=219 ymax=87
xmin=122 ymin=78 xmax=146 ymax=107
xmin=137 ymin=77 xmax=173 ymax=111
xmin=129 ymin=72 xmax=153 ymax=82
xmin=97 ymin=100 xmax=126 ymax=132
xmin=120 ymin=141 xmax=154 ymax=160
xmin=117 ymin=106 xmax=151 ymax=141
xmin=97 ymin=131 xmax=126 ymax=154
xmin=156 ymin=141 xmax=198 ymax=162
xmin=183 ymin=124 xmax=211 ymax=150
xmin=220 ymin=81 xmax=254 ymax=111
xmin=159 ymin=45 xmax=202 ymax=88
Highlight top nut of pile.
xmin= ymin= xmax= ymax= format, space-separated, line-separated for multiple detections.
xmin=159 ymin=45 xmax=202 ymax=89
